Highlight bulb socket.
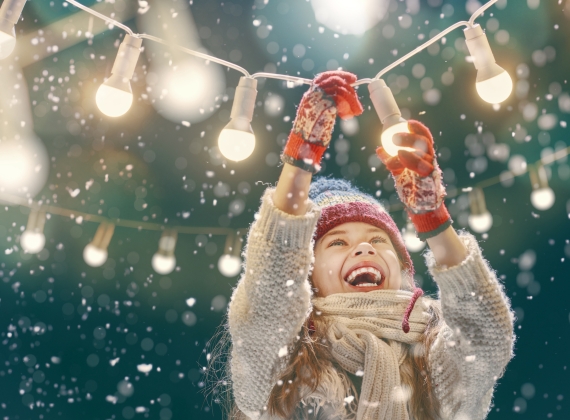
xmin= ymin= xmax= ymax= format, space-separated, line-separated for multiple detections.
xmin=156 ymin=230 xmax=177 ymax=257
xmin=111 ymin=35 xmax=143 ymax=81
xmin=90 ymin=222 xmax=115 ymax=251
xmin=469 ymin=187 xmax=488 ymax=216
xmin=0 ymin=0 xmax=27 ymax=26
xmin=368 ymin=79 xmax=402 ymax=124
xmin=230 ymin=77 xmax=257 ymax=122
xmin=464 ymin=24 xmax=502 ymax=76
xmin=223 ymin=230 xmax=243 ymax=257
xmin=26 ymin=207 xmax=46 ymax=233
xmin=529 ymin=165 xmax=549 ymax=190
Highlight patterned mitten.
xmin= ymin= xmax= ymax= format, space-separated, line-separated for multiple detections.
xmin=281 ymin=71 xmax=363 ymax=173
xmin=376 ymin=120 xmax=451 ymax=240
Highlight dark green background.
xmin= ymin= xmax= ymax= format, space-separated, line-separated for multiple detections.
xmin=0 ymin=0 xmax=569 ymax=419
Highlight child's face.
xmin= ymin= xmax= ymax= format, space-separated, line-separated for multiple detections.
xmin=312 ymin=222 xmax=403 ymax=297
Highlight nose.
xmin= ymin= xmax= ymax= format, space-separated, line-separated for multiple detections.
xmin=354 ymin=242 xmax=376 ymax=256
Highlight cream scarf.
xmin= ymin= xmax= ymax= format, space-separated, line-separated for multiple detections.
xmin=312 ymin=289 xmax=431 ymax=420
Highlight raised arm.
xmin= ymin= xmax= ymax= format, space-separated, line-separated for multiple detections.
xmin=227 ymin=71 xmax=363 ymax=419
xmin=377 ymin=121 xmax=513 ymax=418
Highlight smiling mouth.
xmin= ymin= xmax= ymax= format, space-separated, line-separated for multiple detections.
xmin=344 ymin=267 xmax=384 ymax=288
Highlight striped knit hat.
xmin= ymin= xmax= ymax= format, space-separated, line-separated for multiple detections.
xmin=308 ymin=178 xmax=422 ymax=333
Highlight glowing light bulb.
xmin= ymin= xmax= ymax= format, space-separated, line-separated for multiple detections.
xmin=19 ymin=208 xmax=46 ymax=254
xmin=83 ymin=222 xmax=114 ymax=267
xmin=468 ymin=187 xmax=493 ymax=233
xmin=0 ymin=0 xmax=26 ymax=60
xmin=0 ymin=28 xmax=16 ymax=60
xmin=403 ymin=224 xmax=425 ymax=253
xmin=218 ymin=124 xmax=256 ymax=162
xmin=369 ymin=79 xmax=416 ymax=157
xmin=96 ymin=75 xmax=133 ymax=117
xmin=152 ymin=253 xmax=176 ymax=275
xmin=218 ymin=254 xmax=242 ymax=277
xmin=475 ymin=70 xmax=513 ymax=104
xmin=529 ymin=165 xmax=555 ymax=211
xmin=20 ymin=231 xmax=45 ymax=254
xmin=464 ymin=24 xmax=513 ymax=104
xmin=83 ymin=244 xmax=108 ymax=267
xmin=0 ymin=135 xmax=49 ymax=199
xmin=468 ymin=212 xmax=493 ymax=233
xmin=152 ymin=230 xmax=177 ymax=275
xmin=530 ymin=188 xmax=555 ymax=211
xmin=381 ymin=119 xmax=414 ymax=157
xmin=310 ymin=0 xmax=388 ymax=36
xmin=218 ymin=77 xmax=258 ymax=162
xmin=96 ymin=35 xmax=142 ymax=117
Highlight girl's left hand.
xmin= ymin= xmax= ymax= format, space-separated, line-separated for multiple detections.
xmin=376 ymin=120 xmax=451 ymax=240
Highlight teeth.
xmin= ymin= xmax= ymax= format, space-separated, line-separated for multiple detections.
xmin=355 ymin=283 xmax=378 ymax=287
xmin=345 ymin=267 xmax=382 ymax=285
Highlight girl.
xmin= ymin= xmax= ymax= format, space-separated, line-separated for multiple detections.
xmin=221 ymin=71 xmax=515 ymax=419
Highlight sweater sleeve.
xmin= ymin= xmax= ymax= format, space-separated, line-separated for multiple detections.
xmin=227 ymin=187 xmax=320 ymax=420
xmin=425 ymin=231 xmax=515 ymax=420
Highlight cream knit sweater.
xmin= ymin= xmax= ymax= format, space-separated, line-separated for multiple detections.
xmin=228 ymin=188 xmax=515 ymax=420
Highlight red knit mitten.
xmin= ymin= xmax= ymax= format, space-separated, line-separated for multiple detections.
xmin=377 ymin=120 xmax=451 ymax=240
xmin=282 ymin=71 xmax=363 ymax=173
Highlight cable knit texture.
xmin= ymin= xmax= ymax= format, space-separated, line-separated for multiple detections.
xmin=311 ymin=290 xmax=432 ymax=420
xmin=228 ymin=188 xmax=514 ymax=420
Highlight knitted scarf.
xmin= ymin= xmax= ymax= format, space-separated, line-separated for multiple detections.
xmin=312 ymin=289 xmax=431 ymax=420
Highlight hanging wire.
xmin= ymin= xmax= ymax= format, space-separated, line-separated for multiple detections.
xmin=1 ymin=147 xmax=568 ymax=235
xmin=64 ymin=0 xmax=502 ymax=87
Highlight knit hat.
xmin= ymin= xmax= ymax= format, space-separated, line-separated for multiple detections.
xmin=308 ymin=177 xmax=423 ymax=333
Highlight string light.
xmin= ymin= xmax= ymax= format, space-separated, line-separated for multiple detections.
xmin=95 ymin=35 xmax=142 ymax=117
xmin=529 ymin=165 xmax=555 ymax=211
xmin=464 ymin=24 xmax=513 ymax=104
xmin=218 ymin=77 xmax=258 ymax=162
xmin=368 ymin=79 xmax=414 ymax=157
xmin=468 ymin=187 xmax=493 ymax=233
xmin=152 ymin=230 xmax=177 ymax=275
xmin=218 ymin=231 xmax=243 ymax=278
xmin=20 ymin=208 xmax=46 ymax=254
xmin=0 ymin=0 xmax=26 ymax=60
xmin=402 ymin=221 xmax=425 ymax=252
xmin=84 ymin=222 xmax=115 ymax=267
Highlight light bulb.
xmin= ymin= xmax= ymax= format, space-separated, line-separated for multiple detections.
xmin=464 ymin=24 xmax=513 ymax=104
xmin=0 ymin=0 xmax=26 ymax=60
xmin=96 ymin=75 xmax=133 ymax=117
xmin=96 ymin=35 xmax=142 ymax=117
xmin=20 ymin=231 xmax=45 ymax=254
xmin=0 ymin=27 xmax=16 ymax=60
xmin=0 ymin=135 xmax=49 ymax=200
xmin=468 ymin=212 xmax=493 ymax=233
xmin=468 ymin=187 xmax=493 ymax=233
xmin=152 ymin=253 xmax=176 ymax=275
xmin=218 ymin=254 xmax=242 ymax=277
xmin=310 ymin=0 xmax=388 ymax=36
xmin=218 ymin=77 xmax=258 ymax=162
xmin=403 ymin=229 xmax=425 ymax=253
xmin=152 ymin=230 xmax=177 ymax=275
xmin=84 ymin=222 xmax=114 ymax=267
xmin=368 ymin=79 xmax=416 ymax=157
xmin=475 ymin=70 xmax=513 ymax=104
xmin=530 ymin=188 xmax=555 ymax=211
xmin=380 ymin=120 xmax=415 ymax=157
xmin=19 ymin=208 xmax=46 ymax=254
xmin=83 ymin=244 xmax=108 ymax=267
xmin=218 ymin=126 xmax=256 ymax=162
